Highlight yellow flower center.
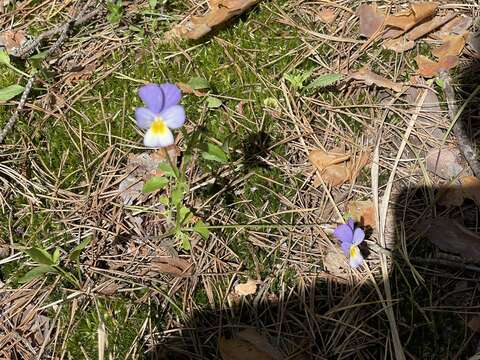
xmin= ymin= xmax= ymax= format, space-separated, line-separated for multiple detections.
xmin=151 ymin=118 xmax=168 ymax=135
xmin=349 ymin=245 xmax=358 ymax=258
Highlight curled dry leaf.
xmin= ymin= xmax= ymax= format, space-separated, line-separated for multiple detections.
xmin=356 ymin=4 xmax=384 ymax=38
xmin=176 ymin=82 xmax=207 ymax=97
xmin=419 ymin=218 xmax=480 ymax=260
xmin=309 ymin=149 xmax=369 ymax=187
xmin=234 ymin=278 xmax=259 ymax=296
xmin=425 ymin=148 xmax=463 ymax=179
xmin=383 ymin=37 xmax=415 ymax=53
xmin=350 ymin=67 xmax=404 ymax=93
xmin=346 ymin=200 xmax=375 ymax=229
xmin=438 ymin=176 xmax=480 ymax=207
xmin=317 ymin=7 xmax=337 ymax=24
xmin=416 ymin=54 xmax=458 ymax=78
xmin=219 ymin=328 xmax=284 ymax=360
xmin=384 ymin=2 xmax=438 ymax=38
xmin=165 ymin=0 xmax=260 ymax=41
xmin=149 ymin=256 xmax=193 ymax=276
xmin=0 ymin=29 xmax=27 ymax=54
xmin=434 ymin=15 xmax=473 ymax=38
xmin=467 ymin=32 xmax=480 ymax=54
xmin=432 ymin=34 xmax=466 ymax=58
xmin=406 ymin=13 xmax=457 ymax=41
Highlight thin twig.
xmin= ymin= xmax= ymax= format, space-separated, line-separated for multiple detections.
xmin=0 ymin=1 xmax=99 ymax=144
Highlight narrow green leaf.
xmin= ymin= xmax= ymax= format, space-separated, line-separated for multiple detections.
xmin=18 ymin=265 xmax=55 ymax=283
xmin=206 ymin=96 xmax=222 ymax=108
xmin=202 ymin=143 xmax=228 ymax=163
xmin=25 ymin=247 xmax=54 ymax=265
xmin=158 ymin=162 xmax=177 ymax=177
xmin=171 ymin=180 xmax=186 ymax=206
xmin=177 ymin=231 xmax=191 ymax=251
xmin=178 ymin=206 xmax=192 ymax=224
xmin=142 ymin=176 xmax=169 ymax=193
xmin=307 ymin=73 xmax=342 ymax=89
xmin=69 ymin=236 xmax=92 ymax=262
xmin=52 ymin=248 xmax=60 ymax=264
xmin=193 ymin=220 xmax=210 ymax=239
xmin=187 ymin=76 xmax=210 ymax=90
xmin=0 ymin=50 xmax=10 ymax=65
xmin=0 ymin=85 xmax=24 ymax=101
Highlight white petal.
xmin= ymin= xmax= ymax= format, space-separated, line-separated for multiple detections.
xmin=143 ymin=127 xmax=174 ymax=148
xmin=161 ymin=105 xmax=185 ymax=129
xmin=349 ymin=245 xmax=364 ymax=269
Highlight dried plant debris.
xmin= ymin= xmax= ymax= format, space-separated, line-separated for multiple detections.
xmin=309 ymin=148 xmax=369 ymax=187
xmin=317 ymin=7 xmax=337 ymax=24
xmin=438 ymin=176 xmax=480 ymax=207
xmin=165 ymin=0 xmax=261 ymax=41
xmin=219 ymin=328 xmax=284 ymax=360
xmin=432 ymin=34 xmax=466 ymax=58
xmin=425 ymin=148 xmax=463 ymax=179
xmin=350 ymin=67 xmax=405 ymax=93
xmin=433 ymin=14 xmax=473 ymax=38
xmin=356 ymin=4 xmax=385 ymax=38
xmin=384 ymin=2 xmax=438 ymax=38
xmin=420 ymin=218 xmax=480 ymax=260
xmin=406 ymin=13 xmax=457 ymax=41
xmin=0 ymin=29 xmax=29 ymax=54
xmin=234 ymin=278 xmax=259 ymax=296
xmin=346 ymin=200 xmax=375 ymax=229
xmin=416 ymin=54 xmax=458 ymax=78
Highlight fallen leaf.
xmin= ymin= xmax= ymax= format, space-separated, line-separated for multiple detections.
xmin=416 ymin=54 xmax=458 ymax=78
xmin=118 ymin=175 xmax=144 ymax=206
xmin=65 ymin=63 xmax=96 ymax=85
xmin=420 ymin=218 xmax=480 ymax=260
xmin=432 ymin=34 xmax=466 ymax=58
xmin=234 ymin=278 xmax=259 ymax=296
xmin=176 ymin=82 xmax=207 ymax=97
xmin=434 ymin=15 xmax=473 ymax=38
xmin=0 ymin=29 xmax=27 ymax=54
xmin=437 ymin=176 xmax=480 ymax=207
xmin=219 ymin=329 xmax=284 ymax=360
xmin=458 ymin=176 xmax=480 ymax=206
xmin=356 ymin=4 xmax=385 ymax=38
xmin=406 ymin=13 xmax=457 ymax=41
xmin=149 ymin=256 xmax=193 ymax=276
xmin=468 ymin=317 xmax=480 ymax=332
xmin=467 ymin=31 xmax=480 ymax=54
xmin=346 ymin=200 xmax=375 ymax=229
xmin=317 ymin=8 xmax=337 ymax=24
xmin=425 ymin=148 xmax=463 ymax=179
xmin=350 ymin=67 xmax=404 ymax=92
xmin=383 ymin=37 xmax=415 ymax=53
xmin=384 ymin=2 xmax=438 ymax=34
xmin=165 ymin=0 xmax=260 ymax=41
xmin=438 ymin=186 xmax=464 ymax=207
xmin=309 ymin=149 xmax=369 ymax=187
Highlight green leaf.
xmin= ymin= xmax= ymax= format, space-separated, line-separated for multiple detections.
xmin=178 ymin=206 xmax=193 ymax=224
xmin=148 ymin=0 xmax=158 ymax=8
xmin=18 ymin=265 xmax=56 ymax=283
xmin=29 ymin=51 xmax=48 ymax=61
xmin=202 ymin=143 xmax=228 ymax=163
xmin=52 ymin=248 xmax=60 ymax=264
xmin=158 ymin=162 xmax=177 ymax=178
xmin=69 ymin=237 xmax=92 ymax=262
xmin=0 ymin=85 xmax=24 ymax=101
xmin=0 ymin=50 xmax=10 ymax=65
xmin=187 ymin=76 xmax=210 ymax=90
xmin=193 ymin=220 xmax=210 ymax=240
xmin=142 ymin=176 xmax=169 ymax=193
xmin=177 ymin=231 xmax=191 ymax=251
xmin=307 ymin=73 xmax=342 ymax=89
xmin=171 ymin=180 xmax=186 ymax=206
xmin=435 ymin=79 xmax=445 ymax=89
xmin=159 ymin=195 xmax=169 ymax=205
xmin=283 ymin=68 xmax=314 ymax=90
xmin=25 ymin=247 xmax=54 ymax=265
xmin=206 ymin=96 xmax=222 ymax=108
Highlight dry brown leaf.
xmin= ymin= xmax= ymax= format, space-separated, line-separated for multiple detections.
xmin=219 ymin=329 xmax=284 ymax=360
xmin=310 ymin=149 xmax=369 ymax=187
xmin=406 ymin=13 xmax=457 ymax=41
xmin=317 ymin=8 xmax=337 ymax=24
xmin=438 ymin=186 xmax=464 ymax=207
xmin=350 ymin=67 xmax=404 ymax=93
xmin=434 ymin=15 xmax=473 ymax=38
xmin=383 ymin=37 xmax=415 ymax=53
xmin=347 ymin=200 xmax=375 ymax=229
xmin=176 ymin=82 xmax=207 ymax=97
xmin=323 ymin=250 xmax=348 ymax=278
xmin=165 ymin=0 xmax=260 ymax=41
xmin=420 ymin=218 xmax=480 ymax=260
xmin=468 ymin=317 xmax=480 ymax=332
xmin=234 ymin=279 xmax=259 ymax=296
xmin=438 ymin=176 xmax=480 ymax=207
xmin=425 ymin=148 xmax=463 ymax=179
xmin=416 ymin=54 xmax=458 ymax=78
xmin=458 ymin=176 xmax=480 ymax=206
xmin=356 ymin=4 xmax=385 ymax=38
xmin=432 ymin=34 xmax=466 ymax=58
xmin=0 ymin=29 xmax=27 ymax=54
xmin=150 ymin=256 xmax=193 ymax=276
xmin=467 ymin=32 xmax=480 ymax=54
xmin=384 ymin=2 xmax=438 ymax=33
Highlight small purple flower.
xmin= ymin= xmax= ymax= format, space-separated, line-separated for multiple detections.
xmin=135 ymin=83 xmax=185 ymax=148
xmin=333 ymin=218 xmax=365 ymax=268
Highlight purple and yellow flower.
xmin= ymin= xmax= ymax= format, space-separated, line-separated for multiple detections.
xmin=135 ymin=83 xmax=185 ymax=148
xmin=333 ymin=218 xmax=365 ymax=268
